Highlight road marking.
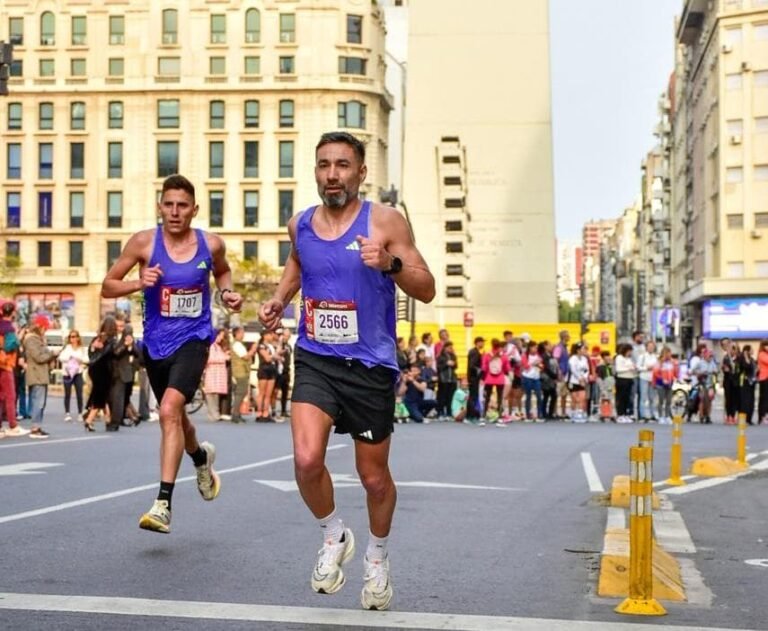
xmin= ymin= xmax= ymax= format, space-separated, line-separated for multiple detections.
xmin=0 ymin=445 xmax=347 ymax=526
xmin=664 ymin=458 xmax=768 ymax=496
xmin=0 ymin=592 xmax=757 ymax=631
xmin=255 ymin=472 xmax=520 ymax=493
xmin=580 ymin=452 xmax=604 ymax=493
xmin=745 ymin=559 xmax=768 ymax=569
xmin=653 ymin=475 xmax=696 ymax=487
xmin=653 ymin=510 xmax=696 ymax=553
xmin=0 ymin=436 xmax=109 ymax=450
xmin=0 ymin=462 xmax=63 ymax=477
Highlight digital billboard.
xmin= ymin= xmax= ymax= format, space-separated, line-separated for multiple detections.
xmin=702 ymin=298 xmax=768 ymax=339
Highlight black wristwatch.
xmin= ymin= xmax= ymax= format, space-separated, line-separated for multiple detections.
xmin=382 ymin=255 xmax=403 ymax=276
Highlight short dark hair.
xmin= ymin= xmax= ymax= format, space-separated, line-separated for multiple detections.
xmin=1 ymin=302 xmax=15 ymax=316
xmin=316 ymin=131 xmax=366 ymax=164
xmin=162 ymin=174 xmax=196 ymax=202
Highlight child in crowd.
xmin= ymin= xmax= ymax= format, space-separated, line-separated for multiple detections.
xmin=596 ymin=350 xmax=616 ymax=422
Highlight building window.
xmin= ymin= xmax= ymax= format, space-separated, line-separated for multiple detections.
xmin=70 ymin=142 xmax=84 ymax=179
xmin=280 ymin=14 xmax=296 ymax=42
xmin=726 ymin=119 xmax=743 ymax=136
xmin=71 ymin=58 xmax=86 ymax=77
xmin=70 ymin=102 xmax=86 ymax=130
xmin=279 ymin=100 xmax=294 ymax=127
xmin=244 ymin=191 xmax=259 ymax=227
xmin=725 ymin=25 xmax=742 ymax=44
xmin=162 ymin=9 xmax=178 ymax=45
xmin=108 ymin=142 xmax=123 ymax=178
xmin=39 ymin=102 xmax=53 ymax=129
xmin=70 ymin=191 xmax=84 ymax=228
xmin=245 ymin=9 xmax=260 ymax=43
xmin=726 ymin=214 xmax=744 ymax=228
xmin=210 ymin=56 xmax=226 ymax=75
xmin=209 ymin=191 xmax=224 ymax=227
xmin=244 ymin=56 xmax=260 ymax=75
xmin=278 ymin=241 xmax=291 ymax=266
xmin=107 ymin=241 xmax=121 ymax=268
xmin=7 ymin=144 xmax=21 ymax=179
xmin=6 ymin=241 xmax=20 ymax=261
xmin=39 ymin=143 xmax=53 ymax=179
xmin=9 ymin=17 xmax=23 ymax=46
xmin=726 ymin=261 xmax=744 ymax=278
xmin=158 ymin=99 xmax=180 ymax=128
xmin=10 ymin=60 xmax=22 ymax=77
xmin=40 ymin=59 xmax=55 ymax=77
xmin=755 ymin=213 xmax=768 ymax=228
xmin=347 ymin=15 xmax=362 ymax=44
xmin=109 ymin=101 xmax=123 ymax=129
xmin=157 ymin=141 xmax=179 ymax=177
xmin=338 ymin=101 xmax=366 ymax=128
xmin=279 ymin=141 xmax=294 ymax=178
xmin=756 ymin=165 xmax=768 ymax=181
xmin=209 ymin=142 xmax=224 ymax=178
xmin=756 ymin=261 xmax=768 ymax=277
xmin=755 ymin=70 xmax=768 ymax=88
xmin=108 ymin=58 xmax=124 ymax=77
xmin=244 ymin=141 xmax=259 ymax=178
xmin=446 ymin=242 xmax=464 ymax=253
xmin=158 ymin=56 xmax=180 ymax=76
xmin=40 ymin=12 xmax=55 ymax=46
xmin=726 ymin=167 xmax=743 ymax=183
xmin=244 ymin=100 xmax=259 ymax=128
xmin=38 ymin=192 xmax=52 ymax=228
xmin=279 ymin=56 xmax=295 ymax=74
xmin=107 ymin=192 xmax=123 ymax=228
xmin=755 ymin=23 xmax=768 ymax=41
xmin=726 ymin=73 xmax=743 ymax=90
xmin=69 ymin=241 xmax=83 ymax=267
xmin=7 ymin=102 xmax=22 ymax=130
xmin=38 ymin=241 xmax=52 ymax=267
xmin=6 ymin=192 xmax=21 ymax=228
xmin=109 ymin=16 xmax=125 ymax=45
xmin=244 ymin=241 xmax=258 ymax=261
xmin=339 ymin=56 xmax=366 ymax=75
xmin=279 ymin=190 xmax=294 ymax=226
xmin=71 ymin=16 xmax=87 ymax=45
xmin=210 ymin=14 xmax=226 ymax=43
xmin=209 ymin=100 xmax=225 ymax=128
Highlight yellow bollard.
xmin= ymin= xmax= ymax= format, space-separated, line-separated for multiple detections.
xmin=666 ymin=415 xmax=685 ymax=486
xmin=737 ymin=412 xmax=747 ymax=466
xmin=615 ymin=446 xmax=667 ymax=616
xmin=638 ymin=429 xmax=654 ymax=451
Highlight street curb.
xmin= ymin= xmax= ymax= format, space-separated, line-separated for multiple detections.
xmin=690 ymin=456 xmax=749 ymax=477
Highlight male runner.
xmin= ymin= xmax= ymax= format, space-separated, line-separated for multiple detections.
xmin=259 ymin=131 xmax=435 ymax=610
xmin=102 ymin=174 xmax=243 ymax=533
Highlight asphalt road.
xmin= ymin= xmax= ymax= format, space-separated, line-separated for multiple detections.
xmin=0 ymin=394 xmax=767 ymax=631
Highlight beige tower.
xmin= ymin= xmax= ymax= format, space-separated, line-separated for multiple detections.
xmin=402 ymin=0 xmax=556 ymax=325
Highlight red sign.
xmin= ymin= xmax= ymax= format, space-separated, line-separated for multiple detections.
xmin=463 ymin=311 xmax=474 ymax=327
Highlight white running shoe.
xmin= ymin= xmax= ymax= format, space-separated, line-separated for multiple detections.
xmin=5 ymin=426 xmax=30 ymax=437
xmin=64 ymin=413 xmax=72 ymax=422
xmin=195 ymin=441 xmax=220 ymax=501
xmin=311 ymin=528 xmax=355 ymax=594
xmin=361 ymin=555 xmax=393 ymax=611
xmin=139 ymin=499 xmax=171 ymax=534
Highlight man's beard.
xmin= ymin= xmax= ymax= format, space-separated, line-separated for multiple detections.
xmin=320 ymin=187 xmax=349 ymax=209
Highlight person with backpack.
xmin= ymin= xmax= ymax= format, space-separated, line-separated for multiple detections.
xmin=481 ymin=338 xmax=510 ymax=423
xmin=436 ymin=341 xmax=458 ymax=420
xmin=466 ymin=336 xmax=485 ymax=421
xmin=552 ymin=330 xmax=571 ymax=419
xmin=652 ymin=346 xmax=678 ymax=424
xmin=538 ymin=341 xmax=559 ymax=420
xmin=0 ymin=303 xmax=30 ymax=437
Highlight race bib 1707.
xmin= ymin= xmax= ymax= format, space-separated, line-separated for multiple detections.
xmin=160 ymin=286 xmax=203 ymax=318
xmin=304 ymin=297 xmax=359 ymax=344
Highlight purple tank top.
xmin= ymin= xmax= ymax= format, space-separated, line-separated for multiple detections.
xmin=143 ymin=227 xmax=215 ymax=359
xmin=296 ymin=201 xmax=397 ymax=372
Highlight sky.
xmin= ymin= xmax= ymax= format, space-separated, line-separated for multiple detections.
xmin=549 ymin=0 xmax=682 ymax=240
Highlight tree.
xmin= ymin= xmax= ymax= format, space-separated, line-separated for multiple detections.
xmin=0 ymin=252 xmax=20 ymax=299
xmin=558 ymin=299 xmax=582 ymax=324
xmin=228 ymin=256 xmax=283 ymax=325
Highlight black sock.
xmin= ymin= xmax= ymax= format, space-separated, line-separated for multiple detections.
xmin=157 ymin=481 xmax=175 ymax=509
xmin=189 ymin=446 xmax=207 ymax=467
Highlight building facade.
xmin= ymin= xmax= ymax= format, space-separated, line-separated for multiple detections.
xmin=557 ymin=239 xmax=582 ymax=307
xmin=401 ymin=0 xmax=556 ymax=325
xmin=1 ymin=0 xmax=391 ymax=332
xmin=672 ymin=0 xmax=768 ymax=341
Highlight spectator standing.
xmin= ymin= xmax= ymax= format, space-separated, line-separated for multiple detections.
xmin=552 ymin=330 xmax=571 ymax=419
xmin=481 ymin=339 xmax=510 ymax=423
xmin=229 ymin=327 xmax=257 ymax=423
xmin=587 ymin=346 xmax=601 ymax=419
xmin=406 ymin=335 xmax=419 ymax=366
xmin=757 ymin=339 xmax=768 ymax=424
xmin=652 ymin=346 xmax=678 ymax=423
xmin=466 ymin=337 xmax=485 ymax=420
xmin=539 ymin=341 xmax=558 ymax=420
xmin=107 ymin=322 xmax=139 ymax=430
xmin=436 ymin=340 xmax=458 ymax=420
xmin=275 ymin=327 xmax=293 ymax=420
xmin=721 ymin=342 xmax=740 ymax=425
xmin=737 ymin=345 xmax=758 ymax=424
xmin=0 ymin=303 xmax=29 ymax=437
xmin=23 ymin=323 xmax=58 ymax=438
xmin=433 ymin=328 xmax=449 ymax=359
xmin=505 ymin=334 xmax=524 ymax=420
xmin=567 ymin=343 xmax=590 ymax=422
xmin=84 ymin=317 xmax=117 ymax=430
xmin=59 ymin=330 xmax=89 ymax=422
xmin=520 ymin=340 xmax=543 ymax=421
xmin=419 ymin=332 xmax=435 ymax=363
xmin=395 ymin=337 xmax=410 ymax=372
xmin=630 ymin=331 xmax=645 ymax=418
xmin=218 ymin=328 xmax=233 ymax=421
xmin=15 ymin=334 xmax=29 ymax=421
xmin=637 ymin=341 xmax=659 ymax=422
xmin=596 ymin=350 xmax=616 ymax=421
xmin=203 ymin=328 xmax=230 ymax=422
xmin=615 ymin=344 xmax=637 ymax=423
xmin=255 ymin=331 xmax=278 ymax=422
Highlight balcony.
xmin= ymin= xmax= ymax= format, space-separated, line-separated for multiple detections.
xmin=14 ymin=267 xmax=90 ymax=284
xmin=677 ymin=0 xmax=707 ymax=45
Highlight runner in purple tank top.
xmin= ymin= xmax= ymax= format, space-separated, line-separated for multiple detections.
xmin=259 ymin=132 xmax=435 ymax=611
xmin=102 ymin=174 xmax=243 ymax=534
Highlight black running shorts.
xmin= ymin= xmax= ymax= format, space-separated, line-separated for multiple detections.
xmin=292 ymin=346 xmax=396 ymax=444
xmin=143 ymin=339 xmax=209 ymax=404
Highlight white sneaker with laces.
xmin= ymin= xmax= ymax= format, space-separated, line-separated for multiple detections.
xmin=5 ymin=426 xmax=30 ymax=437
xmin=139 ymin=499 xmax=171 ymax=534
xmin=195 ymin=441 xmax=220 ymax=501
xmin=64 ymin=413 xmax=72 ymax=422
xmin=311 ymin=528 xmax=355 ymax=594
xmin=361 ymin=555 xmax=393 ymax=610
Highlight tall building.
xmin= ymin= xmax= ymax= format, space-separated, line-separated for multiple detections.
xmin=582 ymin=220 xmax=616 ymax=260
xmin=556 ymin=240 xmax=582 ymax=306
xmin=672 ymin=0 xmax=768 ymax=341
xmin=1 ymin=0 xmax=391 ymax=332
xmin=401 ymin=0 xmax=556 ymax=325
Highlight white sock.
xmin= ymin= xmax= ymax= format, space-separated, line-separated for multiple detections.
xmin=318 ymin=509 xmax=344 ymax=543
xmin=366 ymin=531 xmax=388 ymax=562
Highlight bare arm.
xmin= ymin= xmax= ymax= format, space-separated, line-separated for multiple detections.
xmin=259 ymin=216 xmax=302 ymax=330
xmin=208 ymin=234 xmax=244 ymax=312
xmin=101 ymin=231 xmax=153 ymax=298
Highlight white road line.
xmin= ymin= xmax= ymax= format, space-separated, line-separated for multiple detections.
xmin=0 ymin=436 xmax=109 ymax=450
xmin=654 ymin=510 xmax=696 ymax=553
xmin=653 ymin=475 xmax=696 ymax=488
xmin=580 ymin=452 xmax=604 ymax=493
xmin=0 ymin=445 xmax=347 ymax=526
xmin=664 ymin=458 xmax=768 ymax=496
xmin=0 ymin=593 xmax=756 ymax=631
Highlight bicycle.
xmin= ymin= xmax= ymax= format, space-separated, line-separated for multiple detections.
xmin=185 ymin=385 xmax=205 ymax=415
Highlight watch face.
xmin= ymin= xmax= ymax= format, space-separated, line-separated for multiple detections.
xmin=391 ymin=256 xmax=403 ymax=273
